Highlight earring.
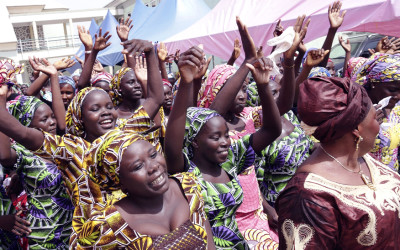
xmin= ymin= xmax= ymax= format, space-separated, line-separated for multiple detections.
xmin=355 ymin=136 xmax=364 ymax=150
xmin=371 ymin=84 xmax=375 ymax=89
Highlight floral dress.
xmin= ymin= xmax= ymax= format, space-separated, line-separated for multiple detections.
xmin=9 ymin=144 xmax=74 ymax=249
xmin=370 ymin=101 xmax=400 ymax=172
xmin=73 ymin=173 xmax=209 ymax=249
xmin=184 ymin=134 xmax=256 ymax=250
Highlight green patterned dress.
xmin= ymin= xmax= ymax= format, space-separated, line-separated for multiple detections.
xmin=184 ymin=135 xmax=255 ymax=250
xmin=6 ymin=144 xmax=74 ymax=249
xmin=256 ymin=111 xmax=314 ymax=205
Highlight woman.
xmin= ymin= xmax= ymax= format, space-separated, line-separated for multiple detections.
xmin=276 ymin=76 xmax=400 ymax=248
xmin=73 ymin=129 xmax=215 ymax=249
xmin=90 ymin=71 xmax=112 ymax=92
xmin=59 ymin=75 xmax=76 ymax=109
xmin=165 ymin=43 xmax=282 ymax=249
xmin=353 ymin=53 xmax=400 ymax=172
xmin=162 ymin=79 xmax=173 ymax=125
xmin=0 ymin=95 xmax=74 ymax=249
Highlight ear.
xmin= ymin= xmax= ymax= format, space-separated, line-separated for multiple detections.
xmin=191 ymin=139 xmax=199 ymax=149
xmin=351 ymin=128 xmax=361 ymax=139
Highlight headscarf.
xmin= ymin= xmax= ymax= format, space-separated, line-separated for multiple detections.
xmin=345 ymin=57 xmax=368 ymax=78
xmin=65 ymin=87 xmax=107 ymax=137
xmin=197 ymin=64 xmax=236 ymax=108
xmin=86 ymin=129 xmax=144 ymax=191
xmin=246 ymin=81 xmax=260 ymax=107
xmin=109 ymin=67 xmax=133 ymax=106
xmin=184 ymin=107 xmax=221 ymax=159
xmin=162 ymin=79 xmax=172 ymax=89
xmin=7 ymin=95 xmax=44 ymax=126
xmin=0 ymin=59 xmax=24 ymax=86
xmin=59 ymin=76 xmax=76 ymax=91
xmin=91 ymin=72 xmax=112 ymax=86
xmin=353 ymin=53 xmax=400 ymax=87
xmin=308 ymin=67 xmax=332 ymax=78
xmin=298 ymin=76 xmax=371 ymax=143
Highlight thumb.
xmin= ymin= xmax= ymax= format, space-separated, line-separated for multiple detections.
xmin=16 ymin=210 xmax=23 ymax=216
xmin=323 ymin=50 xmax=330 ymax=57
xmin=245 ymin=63 xmax=256 ymax=73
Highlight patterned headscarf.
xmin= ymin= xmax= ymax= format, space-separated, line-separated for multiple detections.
xmin=59 ymin=76 xmax=76 ymax=91
xmin=308 ymin=67 xmax=332 ymax=78
xmin=246 ymin=81 xmax=260 ymax=107
xmin=86 ymin=129 xmax=145 ymax=191
xmin=345 ymin=57 xmax=368 ymax=78
xmin=197 ymin=64 xmax=237 ymax=108
xmin=162 ymin=79 xmax=172 ymax=89
xmin=0 ymin=59 xmax=24 ymax=86
xmin=7 ymin=95 xmax=44 ymax=126
xmin=184 ymin=107 xmax=221 ymax=159
xmin=353 ymin=53 xmax=400 ymax=87
xmin=91 ymin=72 xmax=113 ymax=86
xmin=109 ymin=67 xmax=133 ymax=106
xmin=65 ymin=87 xmax=107 ymax=137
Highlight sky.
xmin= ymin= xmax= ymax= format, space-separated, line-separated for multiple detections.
xmin=55 ymin=0 xmax=113 ymax=10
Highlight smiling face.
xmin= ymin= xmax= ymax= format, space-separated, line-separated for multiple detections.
xmin=229 ymin=81 xmax=248 ymax=115
xmin=60 ymin=83 xmax=75 ymax=108
xmin=81 ymin=90 xmax=117 ymax=141
xmin=120 ymin=70 xmax=142 ymax=101
xmin=30 ymin=103 xmax=57 ymax=134
xmin=367 ymin=81 xmax=400 ymax=109
xmin=119 ymin=140 xmax=169 ymax=198
xmin=193 ymin=116 xmax=231 ymax=164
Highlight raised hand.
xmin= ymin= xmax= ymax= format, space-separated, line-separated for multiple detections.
xmin=304 ymin=49 xmax=330 ymax=68
xmin=273 ymin=19 xmax=284 ymax=37
xmin=284 ymin=15 xmax=310 ymax=59
xmin=174 ymin=49 xmax=180 ymax=64
xmin=339 ymin=35 xmax=351 ymax=53
xmin=298 ymin=41 xmax=307 ymax=53
xmin=116 ymin=17 xmax=133 ymax=42
xmin=0 ymin=210 xmax=31 ymax=236
xmin=178 ymin=46 xmax=204 ymax=83
xmin=121 ymin=39 xmax=153 ymax=55
xmin=194 ymin=56 xmax=212 ymax=80
xmin=134 ymin=56 xmax=147 ymax=83
xmin=246 ymin=57 xmax=273 ymax=85
xmin=78 ymin=25 xmax=93 ymax=50
xmin=328 ymin=1 xmax=346 ymax=29
xmin=157 ymin=42 xmax=168 ymax=62
xmin=233 ymin=38 xmax=241 ymax=60
xmin=74 ymin=55 xmax=84 ymax=68
xmin=387 ymin=37 xmax=400 ymax=55
xmin=29 ymin=57 xmax=57 ymax=76
xmin=93 ymin=60 xmax=104 ymax=73
xmin=236 ymin=16 xmax=258 ymax=61
xmin=93 ymin=28 xmax=112 ymax=51
xmin=53 ymin=57 xmax=76 ymax=70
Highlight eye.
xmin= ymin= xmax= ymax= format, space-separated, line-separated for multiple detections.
xmin=211 ymin=135 xmax=219 ymax=141
xmin=133 ymin=163 xmax=143 ymax=171
xmin=106 ymin=103 xmax=113 ymax=109
xmin=90 ymin=106 xmax=100 ymax=112
xmin=151 ymin=151 xmax=157 ymax=159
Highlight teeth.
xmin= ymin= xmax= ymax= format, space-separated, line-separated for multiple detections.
xmin=100 ymin=119 xmax=112 ymax=125
xmin=151 ymin=175 xmax=164 ymax=186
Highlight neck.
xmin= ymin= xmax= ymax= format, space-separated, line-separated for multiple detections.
xmin=191 ymin=153 xmax=223 ymax=176
xmin=163 ymin=107 xmax=171 ymax=116
xmin=319 ymin=141 xmax=360 ymax=171
xmin=223 ymin=111 xmax=236 ymax=123
xmin=124 ymin=189 xmax=168 ymax=213
xmin=119 ymin=99 xmax=141 ymax=113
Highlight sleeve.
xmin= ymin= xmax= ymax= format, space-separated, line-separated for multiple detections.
xmin=228 ymin=134 xmax=256 ymax=174
xmin=249 ymin=106 xmax=263 ymax=129
xmin=276 ymin=176 xmax=339 ymax=249
xmin=119 ymin=106 xmax=154 ymax=134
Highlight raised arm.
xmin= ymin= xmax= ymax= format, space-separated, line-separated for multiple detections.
xmin=319 ymin=1 xmax=346 ymax=67
xmin=157 ymin=42 xmax=169 ymax=80
xmin=77 ymin=28 xmax=111 ymax=90
xmin=77 ymin=25 xmax=94 ymax=67
xmin=209 ymin=16 xmax=258 ymax=115
xmin=246 ymin=58 xmax=282 ymax=153
xmin=0 ymin=131 xmax=17 ymax=167
xmin=338 ymin=35 xmax=351 ymax=77
xmin=29 ymin=57 xmax=66 ymax=131
xmin=164 ymin=47 xmax=204 ymax=174
xmin=227 ymin=38 xmax=241 ymax=66
xmin=122 ymin=39 xmax=164 ymax=119
xmin=0 ymin=84 xmax=44 ymax=151
xmin=192 ymin=53 xmax=211 ymax=107
xmin=277 ymin=15 xmax=310 ymax=115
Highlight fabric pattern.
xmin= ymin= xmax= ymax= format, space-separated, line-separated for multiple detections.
xmin=11 ymin=144 xmax=74 ymax=249
xmin=58 ymin=76 xmax=76 ymax=91
xmin=0 ymin=186 xmax=22 ymax=250
xmin=183 ymin=134 xmax=256 ymax=250
xmin=65 ymin=87 xmax=107 ymax=138
xmin=197 ymin=64 xmax=236 ymax=108
xmin=109 ymin=67 xmax=132 ymax=106
xmin=91 ymin=72 xmax=112 ymax=86
xmin=308 ymin=67 xmax=331 ymax=78
xmin=370 ymin=101 xmax=400 ymax=171
xmin=276 ymin=154 xmax=400 ymax=249
xmin=345 ymin=57 xmax=368 ymax=78
xmin=73 ymin=173 xmax=209 ymax=249
xmin=228 ymin=107 xmax=263 ymax=141
xmin=256 ymin=110 xmax=314 ymax=205
xmin=353 ymin=53 xmax=400 ymax=87
xmin=7 ymin=95 xmax=44 ymax=127
xmin=0 ymin=59 xmax=24 ymax=85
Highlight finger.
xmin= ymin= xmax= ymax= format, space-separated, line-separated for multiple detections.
xmin=341 ymin=9 xmax=347 ymax=18
xmin=98 ymin=28 xmax=103 ymax=37
xmin=105 ymin=34 xmax=112 ymax=42
xmin=12 ymin=229 xmax=22 ymax=236
xmin=245 ymin=63 xmax=256 ymax=73
xmin=42 ymin=58 xmax=50 ymax=66
xmin=323 ymin=50 xmax=330 ymax=58
xmin=127 ymin=19 xmax=133 ymax=27
xmin=143 ymin=57 xmax=147 ymax=68
xmin=103 ymin=31 xmax=110 ymax=39
xmin=205 ymin=56 xmax=212 ymax=68
xmin=276 ymin=19 xmax=281 ymax=28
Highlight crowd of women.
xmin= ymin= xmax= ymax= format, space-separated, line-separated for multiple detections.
xmin=0 ymin=1 xmax=400 ymax=249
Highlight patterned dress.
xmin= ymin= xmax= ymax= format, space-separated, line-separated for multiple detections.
xmin=256 ymin=110 xmax=314 ymax=205
xmin=370 ymin=101 xmax=400 ymax=172
xmin=5 ymin=144 xmax=74 ymax=250
xmin=73 ymin=173 xmax=209 ymax=249
xmin=184 ymin=134 xmax=256 ymax=250
xmin=0 ymin=186 xmax=21 ymax=249
xmin=276 ymin=154 xmax=400 ymax=249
